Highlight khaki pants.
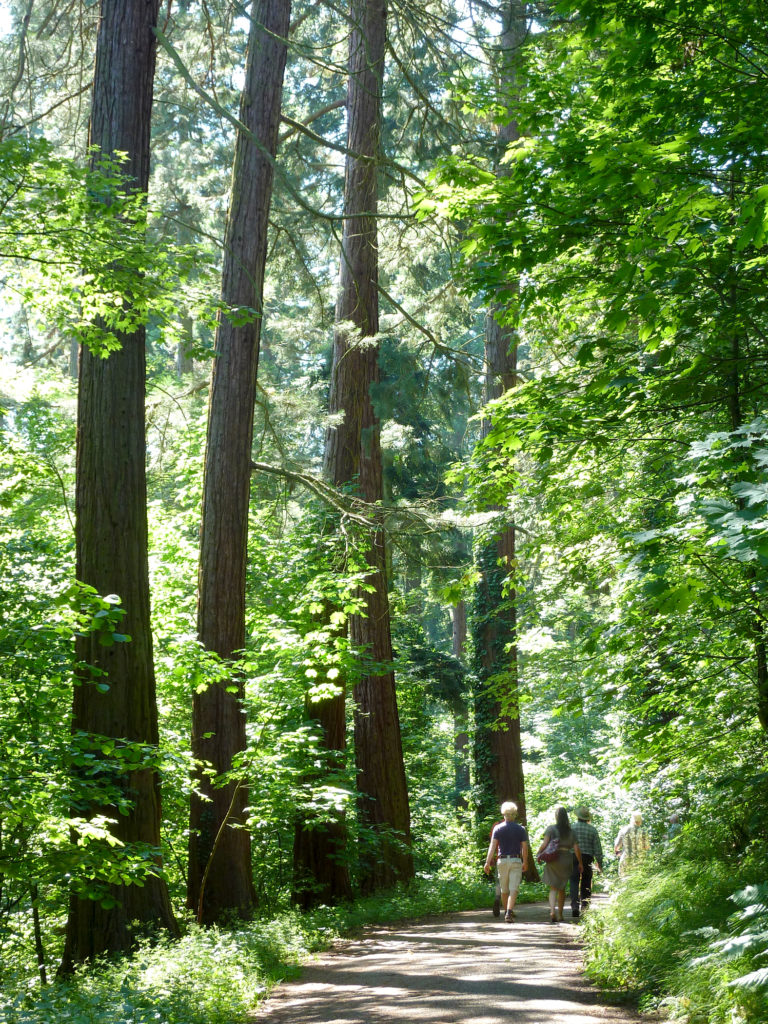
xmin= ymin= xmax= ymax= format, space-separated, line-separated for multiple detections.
xmin=497 ymin=858 xmax=523 ymax=894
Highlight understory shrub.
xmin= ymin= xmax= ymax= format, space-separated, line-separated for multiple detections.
xmin=583 ymin=848 xmax=768 ymax=1024
xmin=0 ymin=869 xmax=497 ymax=1024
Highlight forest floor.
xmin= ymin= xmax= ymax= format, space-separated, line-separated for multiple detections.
xmin=253 ymin=896 xmax=653 ymax=1024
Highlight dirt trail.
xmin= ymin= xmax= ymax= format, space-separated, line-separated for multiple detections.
xmin=253 ymin=898 xmax=645 ymax=1024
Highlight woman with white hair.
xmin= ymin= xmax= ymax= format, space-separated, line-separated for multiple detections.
xmin=484 ymin=801 xmax=530 ymax=924
xmin=614 ymin=810 xmax=651 ymax=876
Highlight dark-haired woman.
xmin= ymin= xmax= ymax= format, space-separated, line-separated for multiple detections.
xmin=537 ymin=806 xmax=583 ymax=922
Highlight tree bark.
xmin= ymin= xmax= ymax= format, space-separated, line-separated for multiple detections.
xmin=61 ymin=0 xmax=178 ymax=971
xmin=176 ymin=315 xmax=195 ymax=376
xmin=292 ymin=628 xmax=352 ymax=907
xmin=451 ymin=601 xmax=470 ymax=811
xmin=68 ymin=337 xmax=78 ymax=379
xmin=189 ymin=0 xmax=291 ymax=924
xmin=473 ymin=0 xmax=538 ymax=881
xmin=321 ymin=0 xmax=413 ymax=893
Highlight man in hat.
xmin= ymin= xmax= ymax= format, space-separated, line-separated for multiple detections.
xmin=570 ymin=805 xmax=603 ymax=919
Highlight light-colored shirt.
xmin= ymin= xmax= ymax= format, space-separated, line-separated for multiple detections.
xmin=615 ymin=824 xmax=650 ymax=873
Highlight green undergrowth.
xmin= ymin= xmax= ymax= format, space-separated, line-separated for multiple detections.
xmin=1 ymin=871 xmax=515 ymax=1024
xmin=582 ymin=848 xmax=768 ymax=1024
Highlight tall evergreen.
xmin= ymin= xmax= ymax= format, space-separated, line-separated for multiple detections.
xmin=471 ymin=3 xmax=537 ymax=875
xmin=323 ymin=0 xmax=413 ymax=892
xmin=62 ymin=0 xmax=177 ymax=969
xmin=189 ymin=0 xmax=292 ymax=924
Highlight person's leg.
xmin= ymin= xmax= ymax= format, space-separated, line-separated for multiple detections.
xmin=557 ymin=887 xmax=566 ymax=921
xmin=508 ymin=864 xmax=523 ymax=911
xmin=506 ymin=863 xmax=523 ymax=919
xmin=548 ymin=886 xmax=557 ymax=921
xmin=569 ymin=855 xmax=581 ymax=917
xmin=492 ymin=871 xmax=501 ymax=917
xmin=498 ymin=861 xmax=513 ymax=921
xmin=581 ymin=855 xmax=594 ymax=910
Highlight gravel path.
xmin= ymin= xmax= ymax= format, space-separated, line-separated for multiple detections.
xmin=253 ymin=899 xmax=645 ymax=1024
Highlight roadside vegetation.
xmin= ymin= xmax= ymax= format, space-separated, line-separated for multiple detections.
xmin=585 ymin=847 xmax=768 ymax=1023
xmin=2 ymin=867 xmax=540 ymax=1024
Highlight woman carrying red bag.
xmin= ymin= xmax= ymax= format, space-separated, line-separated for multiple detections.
xmin=536 ymin=806 xmax=583 ymax=923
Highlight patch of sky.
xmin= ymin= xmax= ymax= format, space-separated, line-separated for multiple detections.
xmin=0 ymin=1 xmax=12 ymax=36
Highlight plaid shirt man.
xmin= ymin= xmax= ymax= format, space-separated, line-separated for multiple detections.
xmin=570 ymin=809 xmax=603 ymax=918
xmin=572 ymin=818 xmax=603 ymax=867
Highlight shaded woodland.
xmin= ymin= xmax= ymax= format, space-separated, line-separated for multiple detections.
xmin=1 ymin=1 xmax=767 ymax=1022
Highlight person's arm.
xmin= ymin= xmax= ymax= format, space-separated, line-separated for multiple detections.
xmin=614 ymin=831 xmax=622 ymax=855
xmin=484 ymin=837 xmax=498 ymax=875
xmin=574 ymin=840 xmax=584 ymax=873
xmin=536 ymin=832 xmax=550 ymax=858
xmin=521 ymin=840 xmax=529 ymax=873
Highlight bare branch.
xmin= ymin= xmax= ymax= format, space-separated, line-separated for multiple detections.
xmin=279 ymin=98 xmax=345 ymax=143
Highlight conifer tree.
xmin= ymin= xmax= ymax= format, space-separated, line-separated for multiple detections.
xmin=61 ymin=0 xmax=178 ymax=969
xmin=472 ymin=2 xmax=538 ymax=879
xmin=189 ymin=0 xmax=292 ymax=924
xmin=323 ymin=0 xmax=413 ymax=891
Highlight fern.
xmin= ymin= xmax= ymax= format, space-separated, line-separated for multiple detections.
xmin=692 ymin=883 xmax=768 ymax=1002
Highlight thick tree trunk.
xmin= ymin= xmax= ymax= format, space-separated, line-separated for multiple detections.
xmin=61 ymin=0 xmax=177 ymax=971
xmin=68 ymin=337 xmax=78 ymax=379
xmin=176 ymin=315 xmax=195 ymax=376
xmin=473 ymin=517 xmax=526 ymax=815
xmin=292 ymin=639 xmax=351 ymax=907
xmin=321 ymin=0 xmax=413 ymax=893
xmin=189 ymin=0 xmax=291 ymax=924
xmin=451 ymin=601 xmax=470 ymax=811
xmin=756 ymin=632 xmax=768 ymax=732
xmin=473 ymin=0 xmax=538 ymax=881
xmin=474 ymin=232 xmax=524 ymax=832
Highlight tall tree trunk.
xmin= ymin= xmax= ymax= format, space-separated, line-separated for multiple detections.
xmin=174 ymin=199 xmax=196 ymax=377
xmin=451 ymin=601 xmax=470 ymax=812
xmin=322 ymin=0 xmax=413 ymax=893
xmin=189 ymin=0 xmax=291 ymax=924
xmin=61 ymin=0 xmax=177 ymax=971
xmin=176 ymin=315 xmax=195 ymax=376
xmin=68 ymin=337 xmax=78 ymax=379
xmin=472 ymin=0 xmax=538 ymax=880
xmin=403 ymin=540 xmax=423 ymax=614
xmin=292 ymin=603 xmax=352 ymax=907
xmin=473 ymin=515 xmax=526 ymax=816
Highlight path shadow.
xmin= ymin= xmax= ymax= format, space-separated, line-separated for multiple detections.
xmin=254 ymin=902 xmax=642 ymax=1024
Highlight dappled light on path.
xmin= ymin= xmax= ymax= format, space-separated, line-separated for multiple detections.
xmin=255 ymin=902 xmax=642 ymax=1024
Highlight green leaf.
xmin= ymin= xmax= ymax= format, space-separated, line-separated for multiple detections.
xmin=728 ymin=966 xmax=768 ymax=991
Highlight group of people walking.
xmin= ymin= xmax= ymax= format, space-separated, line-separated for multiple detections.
xmin=483 ymin=802 xmax=652 ymax=924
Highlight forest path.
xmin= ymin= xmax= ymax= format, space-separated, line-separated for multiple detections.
xmin=252 ymin=898 xmax=646 ymax=1024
